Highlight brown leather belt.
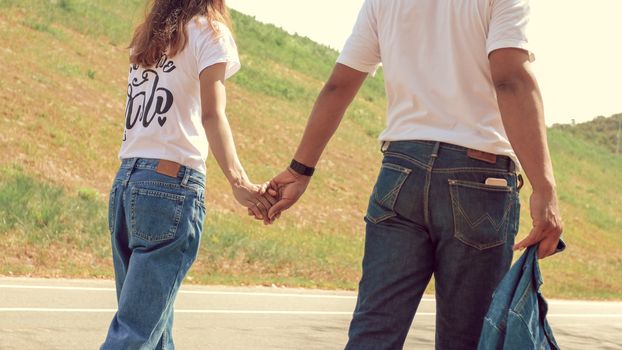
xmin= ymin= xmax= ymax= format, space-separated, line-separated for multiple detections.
xmin=155 ymin=159 xmax=182 ymax=178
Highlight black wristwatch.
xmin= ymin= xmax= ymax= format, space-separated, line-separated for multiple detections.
xmin=289 ymin=159 xmax=315 ymax=177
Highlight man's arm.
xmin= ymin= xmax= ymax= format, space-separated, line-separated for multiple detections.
xmin=489 ymin=48 xmax=563 ymax=259
xmin=266 ymin=64 xmax=368 ymax=220
xmin=292 ymin=63 xmax=369 ymax=166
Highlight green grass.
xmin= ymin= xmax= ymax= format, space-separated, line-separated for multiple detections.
xmin=552 ymin=113 xmax=622 ymax=154
xmin=532 ymin=129 xmax=622 ymax=299
xmin=195 ymin=211 xmax=362 ymax=289
xmin=0 ymin=166 xmax=110 ymax=277
xmin=0 ymin=0 xmax=386 ymax=133
xmin=0 ymin=165 xmax=363 ymax=288
xmin=0 ymin=0 xmax=143 ymax=45
xmin=0 ymin=166 xmax=106 ymax=247
xmin=0 ymin=0 xmax=620 ymax=299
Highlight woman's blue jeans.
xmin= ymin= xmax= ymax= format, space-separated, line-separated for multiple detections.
xmin=345 ymin=141 xmax=521 ymax=350
xmin=101 ymin=158 xmax=206 ymax=350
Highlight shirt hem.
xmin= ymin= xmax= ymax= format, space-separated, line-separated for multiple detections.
xmin=487 ymin=40 xmax=535 ymax=62
xmin=199 ymin=58 xmax=241 ymax=79
xmin=336 ymin=56 xmax=379 ymax=76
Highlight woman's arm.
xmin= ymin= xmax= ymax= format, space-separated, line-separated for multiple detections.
xmin=199 ymin=63 xmax=274 ymax=222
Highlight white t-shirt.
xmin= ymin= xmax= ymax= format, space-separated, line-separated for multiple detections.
xmin=119 ymin=18 xmax=240 ymax=174
xmin=338 ymin=0 xmax=533 ymax=166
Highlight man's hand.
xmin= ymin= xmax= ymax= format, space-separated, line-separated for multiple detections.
xmin=513 ymin=189 xmax=563 ymax=259
xmin=266 ymin=168 xmax=311 ymax=221
xmin=232 ymin=179 xmax=276 ymax=225
xmin=490 ymin=49 xmax=564 ymax=259
xmin=247 ymin=64 xmax=365 ymax=225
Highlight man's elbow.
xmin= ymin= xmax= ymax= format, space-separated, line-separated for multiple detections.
xmin=492 ymin=73 xmax=536 ymax=96
xmin=489 ymin=48 xmax=538 ymax=95
xmin=493 ymin=78 xmax=523 ymax=95
xmin=321 ymin=64 xmax=368 ymax=96
xmin=323 ymin=81 xmax=341 ymax=94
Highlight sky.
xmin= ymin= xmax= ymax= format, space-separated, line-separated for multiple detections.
xmin=227 ymin=0 xmax=622 ymax=126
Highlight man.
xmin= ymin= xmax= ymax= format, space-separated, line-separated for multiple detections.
xmin=266 ymin=0 xmax=563 ymax=348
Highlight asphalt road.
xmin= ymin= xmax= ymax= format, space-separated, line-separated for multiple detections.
xmin=0 ymin=277 xmax=620 ymax=349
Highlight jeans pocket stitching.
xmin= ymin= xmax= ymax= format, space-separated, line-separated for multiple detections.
xmin=449 ymin=180 xmax=513 ymax=250
xmin=450 ymin=179 xmax=512 ymax=192
xmin=366 ymin=163 xmax=411 ymax=224
xmin=132 ymin=180 xmax=183 ymax=190
xmin=130 ymin=187 xmax=186 ymax=243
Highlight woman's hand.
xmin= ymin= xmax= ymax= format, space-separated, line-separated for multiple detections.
xmin=232 ymin=179 xmax=277 ymax=224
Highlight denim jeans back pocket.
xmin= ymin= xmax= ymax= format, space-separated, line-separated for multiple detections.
xmin=108 ymin=186 xmax=117 ymax=234
xmin=448 ymin=179 xmax=514 ymax=250
xmin=366 ymin=163 xmax=412 ymax=224
xmin=130 ymin=187 xmax=185 ymax=243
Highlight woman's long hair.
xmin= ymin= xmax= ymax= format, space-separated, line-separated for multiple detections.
xmin=129 ymin=0 xmax=231 ymax=67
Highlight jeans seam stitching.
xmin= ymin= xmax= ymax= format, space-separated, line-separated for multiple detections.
xmin=450 ymin=180 xmax=512 ymax=192
xmin=108 ymin=187 xmax=117 ymax=234
xmin=383 ymin=151 xmax=430 ymax=170
xmin=432 ymin=167 xmax=512 ymax=174
xmin=508 ymin=309 xmax=538 ymax=345
xmin=423 ymin=143 xmax=440 ymax=228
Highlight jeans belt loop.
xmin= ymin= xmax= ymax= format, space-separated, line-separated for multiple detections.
xmin=508 ymin=160 xmax=513 ymax=173
xmin=431 ymin=142 xmax=441 ymax=158
xmin=381 ymin=141 xmax=391 ymax=153
xmin=181 ymin=166 xmax=191 ymax=187
xmin=123 ymin=158 xmax=139 ymax=186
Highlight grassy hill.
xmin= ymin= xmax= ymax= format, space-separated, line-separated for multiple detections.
xmin=0 ymin=0 xmax=620 ymax=299
xmin=552 ymin=114 xmax=622 ymax=155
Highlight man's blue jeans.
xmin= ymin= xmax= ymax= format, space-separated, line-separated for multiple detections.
xmin=101 ymin=158 xmax=206 ymax=350
xmin=346 ymin=141 xmax=520 ymax=350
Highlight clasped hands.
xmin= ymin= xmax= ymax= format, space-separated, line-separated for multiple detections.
xmin=234 ymin=168 xmax=311 ymax=225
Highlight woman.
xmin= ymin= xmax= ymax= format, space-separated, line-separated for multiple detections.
xmin=102 ymin=1 xmax=274 ymax=348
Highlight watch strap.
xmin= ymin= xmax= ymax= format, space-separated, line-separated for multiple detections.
xmin=289 ymin=159 xmax=315 ymax=177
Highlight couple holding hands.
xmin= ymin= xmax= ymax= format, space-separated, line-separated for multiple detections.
xmin=102 ymin=0 xmax=563 ymax=349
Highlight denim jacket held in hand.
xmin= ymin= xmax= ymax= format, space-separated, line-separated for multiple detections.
xmin=477 ymin=240 xmax=566 ymax=350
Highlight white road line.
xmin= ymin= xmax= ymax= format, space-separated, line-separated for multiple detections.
xmin=0 ymin=285 xmax=116 ymax=292
xmin=0 ymin=308 xmax=359 ymax=315
xmin=180 ymin=290 xmax=361 ymax=300
xmin=0 ymin=285 xmax=616 ymax=307
xmin=0 ymin=284 xmax=354 ymax=299
xmin=0 ymin=284 xmax=434 ymax=302
xmin=547 ymin=314 xmax=622 ymax=318
xmin=0 ymin=308 xmax=117 ymax=313
xmin=178 ymin=310 xmax=358 ymax=315
xmin=1 ymin=308 xmax=621 ymax=319
xmin=546 ymin=299 xmax=622 ymax=306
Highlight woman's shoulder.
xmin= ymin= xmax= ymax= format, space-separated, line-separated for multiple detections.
xmin=187 ymin=16 xmax=232 ymax=39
